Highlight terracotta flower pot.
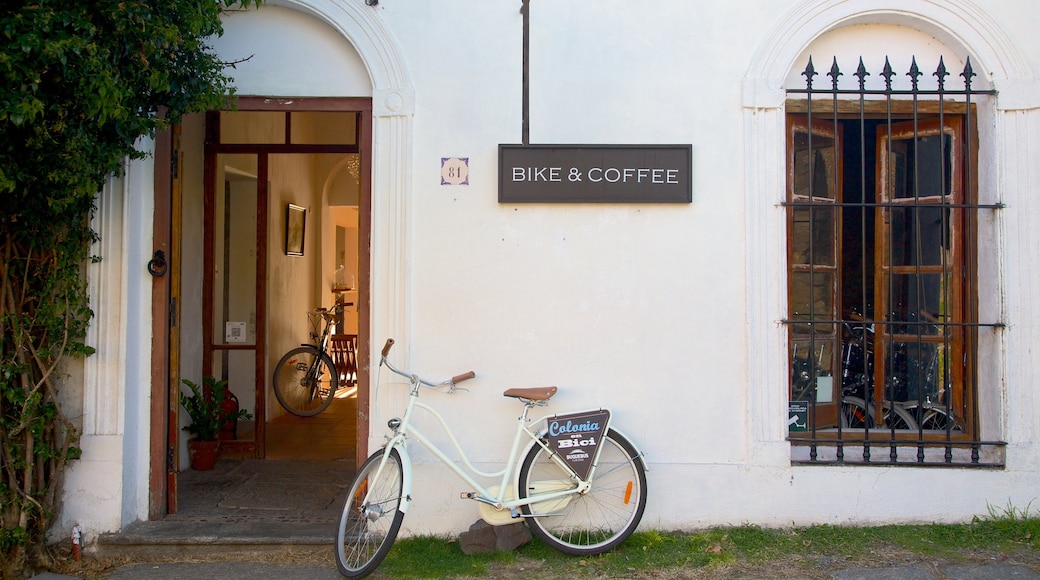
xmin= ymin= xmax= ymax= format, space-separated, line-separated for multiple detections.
xmin=188 ymin=439 xmax=220 ymax=471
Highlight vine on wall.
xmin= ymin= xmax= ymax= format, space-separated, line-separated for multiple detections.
xmin=0 ymin=2 xmax=260 ymax=576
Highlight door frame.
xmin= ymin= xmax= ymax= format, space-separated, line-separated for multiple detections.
xmin=148 ymin=125 xmax=173 ymax=520
xmin=149 ymin=96 xmax=373 ymax=516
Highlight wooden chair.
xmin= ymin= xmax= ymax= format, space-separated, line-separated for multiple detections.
xmin=330 ymin=334 xmax=358 ymax=388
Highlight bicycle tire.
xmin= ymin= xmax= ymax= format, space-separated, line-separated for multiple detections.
xmin=840 ymin=396 xmax=874 ymax=429
xmin=518 ymin=428 xmax=646 ymax=555
xmin=905 ymin=405 xmax=963 ymax=432
xmin=335 ymin=448 xmax=406 ymax=578
xmin=272 ymin=346 xmax=338 ymax=417
xmin=882 ymin=403 xmax=918 ymax=431
xmin=841 ymin=396 xmax=918 ymax=430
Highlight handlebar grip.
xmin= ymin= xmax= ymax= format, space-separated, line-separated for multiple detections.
xmin=381 ymin=338 xmax=395 ymax=357
xmin=452 ymin=371 xmax=476 ymax=384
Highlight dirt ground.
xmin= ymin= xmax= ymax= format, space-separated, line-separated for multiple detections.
xmin=29 ymin=543 xmax=1040 ymax=580
xmin=476 ymin=547 xmax=1040 ymax=580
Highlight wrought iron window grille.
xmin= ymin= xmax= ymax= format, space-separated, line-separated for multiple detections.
xmin=782 ymin=56 xmax=1005 ymax=468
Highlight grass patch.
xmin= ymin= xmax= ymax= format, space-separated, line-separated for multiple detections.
xmin=380 ymin=536 xmax=518 ymax=578
xmin=379 ymin=506 xmax=1040 ymax=578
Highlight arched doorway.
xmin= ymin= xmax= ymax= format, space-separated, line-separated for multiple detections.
xmin=149 ymin=1 xmax=413 ymax=518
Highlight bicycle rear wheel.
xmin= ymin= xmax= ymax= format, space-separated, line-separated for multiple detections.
xmin=882 ymin=403 xmax=918 ymax=430
xmin=272 ymin=346 xmax=338 ymax=416
xmin=336 ymin=448 xmax=405 ymax=578
xmin=518 ymin=428 xmax=646 ymax=555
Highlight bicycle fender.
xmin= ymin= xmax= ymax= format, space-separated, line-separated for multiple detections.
xmin=608 ymin=426 xmax=650 ymax=472
xmin=396 ymin=444 xmax=414 ymax=514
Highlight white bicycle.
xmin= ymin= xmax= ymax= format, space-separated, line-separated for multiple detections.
xmin=335 ymin=339 xmax=648 ymax=578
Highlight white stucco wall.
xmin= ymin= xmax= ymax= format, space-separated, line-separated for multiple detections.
xmin=61 ymin=0 xmax=1040 ymax=543
xmin=58 ymin=142 xmax=156 ymax=544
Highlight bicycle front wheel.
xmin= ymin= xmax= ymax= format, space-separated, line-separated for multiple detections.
xmin=518 ymin=428 xmax=647 ymax=555
xmin=272 ymin=347 xmax=338 ymax=416
xmin=336 ymin=448 xmax=406 ymax=578
xmin=840 ymin=396 xmax=874 ymax=429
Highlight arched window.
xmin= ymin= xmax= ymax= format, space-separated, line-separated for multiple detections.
xmin=784 ymin=54 xmax=1003 ymax=466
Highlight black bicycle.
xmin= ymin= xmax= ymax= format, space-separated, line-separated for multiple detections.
xmin=271 ymin=304 xmax=344 ymax=416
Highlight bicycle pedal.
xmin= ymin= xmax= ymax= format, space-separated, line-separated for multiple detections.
xmin=460 ymin=492 xmax=476 ymax=499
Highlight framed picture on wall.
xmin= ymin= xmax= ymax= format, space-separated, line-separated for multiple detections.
xmin=286 ymin=204 xmax=306 ymax=256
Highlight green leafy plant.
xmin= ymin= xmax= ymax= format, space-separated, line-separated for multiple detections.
xmin=1 ymin=1 xmax=260 ymax=575
xmin=179 ymin=378 xmax=252 ymax=442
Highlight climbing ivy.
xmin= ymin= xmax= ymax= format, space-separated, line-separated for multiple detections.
xmin=0 ymin=1 xmax=260 ymax=575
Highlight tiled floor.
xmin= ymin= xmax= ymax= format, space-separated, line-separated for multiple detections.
xmin=265 ymin=394 xmax=358 ymax=461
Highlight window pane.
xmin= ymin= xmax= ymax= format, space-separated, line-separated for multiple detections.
xmin=886 ymin=134 xmax=953 ymax=200
xmin=213 ymin=154 xmax=258 ymax=346
xmin=209 ymin=350 xmax=256 ymax=443
xmin=883 ymin=273 xmax=946 ymax=336
xmin=888 ymin=206 xmax=949 ymax=266
xmin=290 ymin=112 xmax=358 ymax=145
xmin=791 ymin=339 xmax=836 ymax=403
xmin=880 ymin=340 xmax=943 ymax=403
xmin=220 ymin=111 xmax=285 ymax=144
xmin=791 ymin=206 xmax=836 ymax=266
xmin=789 ymin=271 xmax=835 ymax=336
xmin=793 ymin=133 xmax=837 ymax=200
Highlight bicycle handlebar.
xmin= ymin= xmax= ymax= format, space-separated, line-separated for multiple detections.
xmin=452 ymin=371 xmax=476 ymax=384
xmin=380 ymin=338 xmax=475 ymax=389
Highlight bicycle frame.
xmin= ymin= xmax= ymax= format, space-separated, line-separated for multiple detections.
xmin=299 ymin=306 xmax=341 ymax=391
xmin=303 ymin=306 xmax=339 ymax=353
xmin=364 ymin=366 xmax=612 ymax=520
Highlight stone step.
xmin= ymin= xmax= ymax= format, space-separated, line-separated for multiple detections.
xmin=96 ymin=520 xmax=336 ymax=560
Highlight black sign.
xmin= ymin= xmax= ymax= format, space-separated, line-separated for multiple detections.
xmin=544 ymin=409 xmax=611 ymax=481
xmin=788 ymin=401 xmax=808 ymax=432
xmin=499 ymin=144 xmax=692 ymax=203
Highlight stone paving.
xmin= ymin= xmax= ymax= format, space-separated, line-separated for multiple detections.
xmin=96 ymin=458 xmax=351 ymax=559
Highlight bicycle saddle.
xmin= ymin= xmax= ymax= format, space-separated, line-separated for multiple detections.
xmin=503 ymin=386 xmax=558 ymax=401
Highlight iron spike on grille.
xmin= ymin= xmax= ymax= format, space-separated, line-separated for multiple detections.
xmin=828 ymin=57 xmax=842 ymax=90
xmin=881 ymin=57 xmax=895 ymax=91
xmin=854 ymin=57 xmax=869 ymax=90
xmin=908 ymin=56 xmax=922 ymax=91
xmin=961 ymin=56 xmax=976 ymax=90
xmin=935 ymin=56 xmax=949 ymax=92
xmin=802 ymin=56 xmax=818 ymax=90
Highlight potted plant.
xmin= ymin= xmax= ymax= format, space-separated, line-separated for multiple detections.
xmin=179 ymin=377 xmax=252 ymax=470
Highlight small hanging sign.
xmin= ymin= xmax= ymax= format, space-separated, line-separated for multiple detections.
xmin=544 ymin=409 xmax=611 ymax=480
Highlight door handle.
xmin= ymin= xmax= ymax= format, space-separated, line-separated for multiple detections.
xmin=147 ymin=250 xmax=168 ymax=277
